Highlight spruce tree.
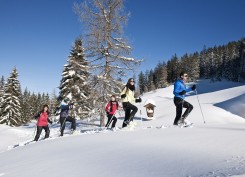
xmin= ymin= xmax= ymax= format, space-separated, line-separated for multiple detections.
xmin=167 ymin=54 xmax=180 ymax=83
xmin=138 ymin=71 xmax=145 ymax=94
xmin=0 ymin=76 xmax=4 ymax=94
xmin=0 ymin=76 xmax=5 ymax=117
xmin=189 ymin=52 xmax=200 ymax=81
xmin=148 ymin=70 xmax=155 ymax=91
xmin=50 ymin=89 xmax=59 ymax=115
xmin=238 ymin=38 xmax=245 ymax=82
xmin=29 ymin=93 xmax=39 ymax=120
xmin=20 ymin=88 xmax=32 ymax=124
xmin=59 ymin=38 xmax=92 ymax=119
xmin=0 ymin=68 xmax=22 ymax=126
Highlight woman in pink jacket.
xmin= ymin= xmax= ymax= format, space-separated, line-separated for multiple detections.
xmin=105 ymin=95 xmax=120 ymax=129
xmin=34 ymin=104 xmax=53 ymax=141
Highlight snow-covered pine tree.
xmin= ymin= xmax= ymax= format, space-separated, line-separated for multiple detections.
xmin=40 ymin=93 xmax=50 ymax=107
xmin=153 ymin=64 xmax=160 ymax=89
xmin=0 ymin=76 xmax=4 ymax=93
xmin=36 ymin=93 xmax=42 ymax=111
xmin=138 ymin=71 xmax=145 ymax=94
xmin=212 ymin=46 xmax=223 ymax=81
xmin=179 ymin=53 xmax=191 ymax=76
xmin=148 ymin=70 xmax=155 ymax=91
xmin=144 ymin=70 xmax=150 ymax=91
xmin=238 ymin=38 xmax=245 ymax=82
xmin=154 ymin=61 xmax=168 ymax=89
xmin=0 ymin=76 xmax=5 ymax=117
xmin=50 ymin=89 xmax=59 ymax=115
xmin=225 ymin=42 xmax=239 ymax=81
xmin=29 ymin=93 xmax=39 ymax=120
xmin=233 ymin=42 xmax=242 ymax=82
xmin=74 ymin=0 xmax=142 ymax=126
xmin=189 ymin=52 xmax=200 ymax=81
xmin=167 ymin=54 xmax=180 ymax=83
xmin=20 ymin=88 xmax=32 ymax=124
xmin=59 ymin=38 xmax=91 ymax=119
xmin=59 ymin=64 xmax=70 ymax=99
xmin=0 ymin=68 xmax=22 ymax=126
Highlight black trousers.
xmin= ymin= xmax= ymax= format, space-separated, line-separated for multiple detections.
xmin=105 ymin=114 xmax=117 ymax=128
xmin=34 ymin=126 xmax=50 ymax=141
xmin=122 ymin=102 xmax=138 ymax=128
xmin=60 ymin=116 xmax=76 ymax=136
xmin=173 ymin=97 xmax=193 ymax=125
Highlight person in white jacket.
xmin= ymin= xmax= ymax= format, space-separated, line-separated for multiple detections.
xmin=121 ymin=78 xmax=142 ymax=127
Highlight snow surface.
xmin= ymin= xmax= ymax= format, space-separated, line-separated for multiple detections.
xmin=0 ymin=80 xmax=245 ymax=177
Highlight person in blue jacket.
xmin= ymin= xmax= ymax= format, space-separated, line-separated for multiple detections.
xmin=173 ymin=72 xmax=196 ymax=126
xmin=59 ymin=97 xmax=76 ymax=136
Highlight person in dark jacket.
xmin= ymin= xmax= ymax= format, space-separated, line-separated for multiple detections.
xmin=34 ymin=104 xmax=53 ymax=141
xmin=105 ymin=95 xmax=121 ymax=129
xmin=173 ymin=71 xmax=196 ymax=126
xmin=59 ymin=97 xmax=76 ymax=136
xmin=120 ymin=78 xmax=142 ymax=128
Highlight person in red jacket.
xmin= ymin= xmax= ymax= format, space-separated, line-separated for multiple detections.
xmin=34 ymin=104 xmax=53 ymax=141
xmin=105 ymin=95 xmax=120 ymax=129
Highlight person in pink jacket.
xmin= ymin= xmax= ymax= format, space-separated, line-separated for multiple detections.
xmin=34 ymin=104 xmax=53 ymax=141
xmin=105 ymin=95 xmax=121 ymax=129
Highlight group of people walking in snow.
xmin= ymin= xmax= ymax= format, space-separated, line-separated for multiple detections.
xmin=33 ymin=71 xmax=196 ymax=141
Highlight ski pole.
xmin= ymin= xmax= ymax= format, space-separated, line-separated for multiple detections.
xmin=140 ymin=109 xmax=143 ymax=128
xmin=139 ymin=95 xmax=143 ymax=128
xmin=105 ymin=111 xmax=117 ymax=128
xmin=33 ymin=124 xmax=37 ymax=140
xmin=195 ymin=89 xmax=206 ymax=124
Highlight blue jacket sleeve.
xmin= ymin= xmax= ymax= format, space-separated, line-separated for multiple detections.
xmin=186 ymin=87 xmax=192 ymax=92
xmin=174 ymin=81 xmax=182 ymax=95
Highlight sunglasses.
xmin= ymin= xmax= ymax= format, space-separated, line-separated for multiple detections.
xmin=130 ymin=80 xmax=134 ymax=83
xmin=184 ymin=75 xmax=188 ymax=77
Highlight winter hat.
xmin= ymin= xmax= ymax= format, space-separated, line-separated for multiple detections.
xmin=64 ymin=97 xmax=70 ymax=103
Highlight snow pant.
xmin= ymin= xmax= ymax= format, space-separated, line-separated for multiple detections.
xmin=105 ymin=114 xmax=117 ymax=128
xmin=122 ymin=102 xmax=138 ymax=128
xmin=34 ymin=125 xmax=50 ymax=141
xmin=173 ymin=97 xmax=193 ymax=125
xmin=60 ymin=116 xmax=76 ymax=136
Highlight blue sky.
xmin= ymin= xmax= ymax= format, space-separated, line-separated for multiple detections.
xmin=1 ymin=0 xmax=245 ymax=94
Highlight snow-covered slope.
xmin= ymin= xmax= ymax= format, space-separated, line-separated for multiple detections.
xmin=0 ymin=80 xmax=245 ymax=177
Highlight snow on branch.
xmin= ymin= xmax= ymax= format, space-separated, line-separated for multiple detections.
xmin=110 ymin=54 xmax=143 ymax=63
xmin=108 ymin=65 xmax=132 ymax=70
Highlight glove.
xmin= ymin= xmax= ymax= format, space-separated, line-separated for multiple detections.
xmin=121 ymin=94 xmax=126 ymax=99
xmin=48 ymin=120 xmax=53 ymax=124
xmin=179 ymin=90 xmax=186 ymax=95
xmin=192 ymin=85 xmax=196 ymax=91
xmin=135 ymin=97 xmax=142 ymax=103
xmin=122 ymin=102 xmax=128 ymax=110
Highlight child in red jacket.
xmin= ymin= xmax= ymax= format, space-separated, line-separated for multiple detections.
xmin=105 ymin=95 xmax=121 ymax=129
xmin=34 ymin=104 xmax=53 ymax=141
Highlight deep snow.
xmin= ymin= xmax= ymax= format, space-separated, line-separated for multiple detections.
xmin=0 ymin=80 xmax=245 ymax=177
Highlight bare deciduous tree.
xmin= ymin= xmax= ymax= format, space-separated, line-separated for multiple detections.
xmin=74 ymin=0 xmax=142 ymax=126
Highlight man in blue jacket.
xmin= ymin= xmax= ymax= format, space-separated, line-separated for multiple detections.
xmin=173 ymin=72 xmax=196 ymax=126
xmin=59 ymin=97 xmax=76 ymax=136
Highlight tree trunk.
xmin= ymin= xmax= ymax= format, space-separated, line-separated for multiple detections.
xmin=100 ymin=107 xmax=105 ymax=127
